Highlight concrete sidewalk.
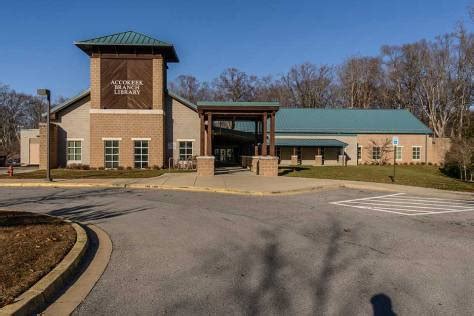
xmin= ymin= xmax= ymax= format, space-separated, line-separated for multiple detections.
xmin=0 ymin=172 xmax=472 ymax=198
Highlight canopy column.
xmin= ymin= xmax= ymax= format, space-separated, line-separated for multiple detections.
xmin=206 ymin=113 xmax=213 ymax=156
xmin=262 ymin=112 xmax=267 ymax=156
xmin=200 ymin=113 xmax=205 ymax=156
xmin=269 ymin=111 xmax=275 ymax=156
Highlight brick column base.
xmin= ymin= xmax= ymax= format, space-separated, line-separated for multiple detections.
xmin=291 ymin=155 xmax=298 ymax=165
xmin=314 ymin=155 xmax=323 ymax=166
xmin=338 ymin=155 xmax=345 ymax=166
xmin=258 ymin=156 xmax=278 ymax=176
xmin=196 ymin=156 xmax=215 ymax=176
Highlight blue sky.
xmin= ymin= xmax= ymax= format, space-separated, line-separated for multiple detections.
xmin=1 ymin=0 xmax=472 ymax=99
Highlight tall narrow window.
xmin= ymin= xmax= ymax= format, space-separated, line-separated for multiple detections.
xmin=67 ymin=140 xmax=82 ymax=162
xmin=104 ymin=140 xmax=119 ymax=169
xmin=134 ymin=140 xmax=149 ymax=168
xmin=179 ymin=141 xmax=193 ymax=161
xmin=357 ymin=146 xmax=362 ymax=160
xmin=412 ymin=146 xmax=421 ymax=160
xmin=372 ymin=146 xmax=381 ymax=160
xmin=395 ymin=146 xmax=402 ymax=160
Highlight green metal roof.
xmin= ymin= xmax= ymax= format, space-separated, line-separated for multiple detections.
xmin=197 ymin=101 xmax=279 ymax=107
xmin=74 ymin=31 xmax=179 ymax=62
xmin=275 ymin=138 xmax=348 ymax=147
xmin=75 ymin=31 xmax=172 ymax=47
xmin=276 ymin=109 xmax=432 ymax=134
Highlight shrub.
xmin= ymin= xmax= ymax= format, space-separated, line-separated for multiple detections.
xmin=80 ymin=164 xmax=90 ymax=170
xmin=427 ymin=162 xmax=433 ymax=166
xmin=126 ymin=166 xmax=132 ymax=170
xmin=117 ymin=166 xmax=124 ymax=170
xmin=152 ymin=165 xmax=160 ymax=170
xmin=98 ymin=167 xmax=105 ymax=170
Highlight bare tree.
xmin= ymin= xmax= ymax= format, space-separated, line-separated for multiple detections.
xmin=213 ymin=68 xmax=256 ymax=101
xmin=338 ymin=57 xmax=383 ymax=109
xmin=280 ymin=63 xmax=334 ymax=108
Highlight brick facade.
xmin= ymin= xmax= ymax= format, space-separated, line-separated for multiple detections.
xmin=258 ymin=156 xmax=278 ymax=176
xmin=90 ymin=114 xmax=164 ymax=168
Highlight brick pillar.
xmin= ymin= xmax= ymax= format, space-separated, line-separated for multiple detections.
xmin=197 ymin=156 xmax=215 ymax=176
xmin=314 ymin=155 xmax=323 ymax=166
xmin=338 ymin=155 xmax=345 ymax=166
xmin=258 ymin=156 xmax=278 ymax=176
xmin=251 ymin=156 xmax=260 ymax=173
xmin=39 ymin=123 xmax=58 ymax=170
xmin=291 ymin=155 xmax=298 ymax=165
xmin=90 ymin=57 xmax=101 ymax=109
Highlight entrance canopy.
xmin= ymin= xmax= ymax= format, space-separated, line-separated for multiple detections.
xmin=196 ymin=101 xmax=279 ymax=157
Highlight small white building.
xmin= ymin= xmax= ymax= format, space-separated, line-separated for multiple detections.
xmin=20 ymin=129 xmax=40 ymax=166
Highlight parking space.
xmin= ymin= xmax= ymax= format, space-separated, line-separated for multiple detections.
xmin=331 ymin=193 xmax=474 ymax=216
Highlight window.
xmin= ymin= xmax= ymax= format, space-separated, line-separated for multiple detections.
xmin=104 ymin=140 xmax=119 ymax=168
xmin=372 ymin=146 xmax=381 ymax=160
xmin=276 ymin=147 xmax=281 ymax=159
xmin=134 ymin=140 xmax=149 ymax=169
xmin=357 ymin=146 xmax=362 ymax=160
xmin=179 ymin=141 xmax=193 ymax=161
xmin=67 ymin=140 xmax=82 ymax=162
xmin=412 ymin=146 xmax=421 ymax=160
xmin=395 ymin=146 xmax=402 ymax=160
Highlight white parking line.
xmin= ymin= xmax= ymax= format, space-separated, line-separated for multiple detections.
xmin=331 ymin=193 xmax=474 ymax=216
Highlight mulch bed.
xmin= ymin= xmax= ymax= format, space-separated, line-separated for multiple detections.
xmin=0 ymin=211 xmax=76 ymax=308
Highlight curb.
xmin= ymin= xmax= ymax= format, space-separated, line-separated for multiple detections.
xmin=0 ymin=222 xmax=88 ymax=316
xmin=41 ymin=224 xmax=113 ymax=315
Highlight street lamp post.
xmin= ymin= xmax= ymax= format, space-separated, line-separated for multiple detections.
xmin=37 ymin=89 xmax=52 ymax=182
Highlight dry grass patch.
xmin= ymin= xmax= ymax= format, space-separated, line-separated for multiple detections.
xmin=0 ymin=211 xmax=76 ymax=307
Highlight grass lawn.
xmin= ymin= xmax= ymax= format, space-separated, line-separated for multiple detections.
xmin=0 ymin=211 xmax=76 ymax=307
xmin=280 ymin=165 xmax=474 ymax=192
xmin=0 ymin=168 xmax=192 ymax=179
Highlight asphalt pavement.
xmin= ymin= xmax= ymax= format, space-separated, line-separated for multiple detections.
xmin=0 ymin=187 xmax=473 ymax=315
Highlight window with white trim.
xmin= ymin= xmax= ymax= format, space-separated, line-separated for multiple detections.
xmin=372 ymin=146 xmax=381 ymax=160
xmin=395 ymin=146 xmax=402 ymax=160
xmin=67 ymin=140 xmax=82 ymax=162
xmin=179 ymin=141 xmax=193 ymax=161
xmin=104 ymin=140 xmax=119 ymax=168
xmin=412 ymin=146 xmax=421 ymax=160
xmin=134 ymin=140 xmax=149 ymax=169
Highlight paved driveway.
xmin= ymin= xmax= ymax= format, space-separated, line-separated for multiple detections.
xmin=0 ymin=188 xmax=473 ymax=315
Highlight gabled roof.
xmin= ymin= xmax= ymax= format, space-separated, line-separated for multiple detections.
xmin=50 ymin=89 xmax=90 ymax=115
xmin=74 ymin=31 xmax=179 ymax=62
xmin=276 ymin=108 xmax=432 ymax=134
xmin=168 ymin=91 xmax=197 ymax=111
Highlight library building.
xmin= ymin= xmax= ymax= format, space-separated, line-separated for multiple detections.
xmin=21 ymin=31 xmax=450 ymax=176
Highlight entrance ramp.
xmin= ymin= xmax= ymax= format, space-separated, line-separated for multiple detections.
xmin=214 ymin=166 xmax=253 ymax=176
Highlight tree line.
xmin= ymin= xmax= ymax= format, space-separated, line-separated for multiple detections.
xmin=170 ymin=25 xmax=474 ymax=140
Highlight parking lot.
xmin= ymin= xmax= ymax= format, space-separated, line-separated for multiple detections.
xmin=331 ymin=193 xmax=474 ymax=216
xmin=0 ymin=187 xmax=473 ymax=315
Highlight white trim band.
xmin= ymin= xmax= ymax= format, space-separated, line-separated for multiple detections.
xmin=177 ymin=138 xmax=195 ymax=142
xmin=102 ymin=137 xmax=122 ymax=141
xmin=90 ymin=109 xmax=164 ymax=115
xmin=131 ymin=138 xmax=151 ymax=141
xmin=66 ymin=138 xmax=84 ymax=141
